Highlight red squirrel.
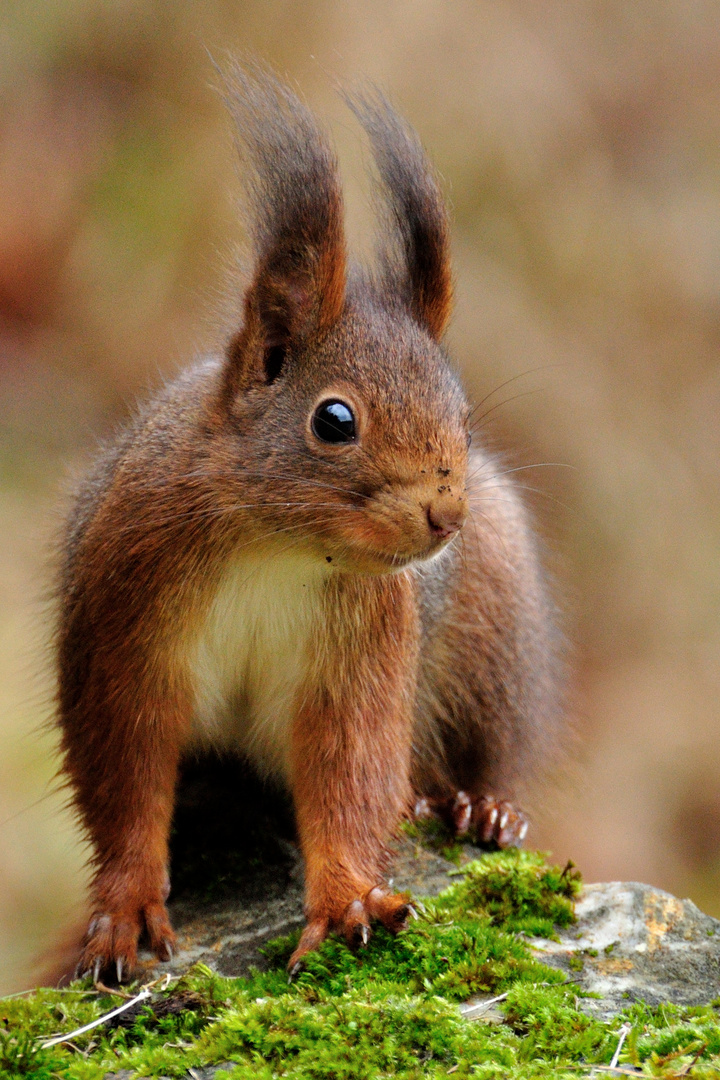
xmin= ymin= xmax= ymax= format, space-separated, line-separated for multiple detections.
xmin=56 ymin=64 xmax=562 ymax=983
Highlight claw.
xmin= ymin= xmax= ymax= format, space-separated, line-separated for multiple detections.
xmin=116 ymin=958 xmax=124 ymax=984
xmin=288 ymin=961 xmax=303 ymax=983
xmin=93 ymin=958 xmax=102 ymax=985
xmin=159 ymin=939 xmax=174 ymax=962
xmin=480 ymin=805 xmax=498 ymax=842
xmin=453 ymin=791 xmax=473 ymax=834
xmin=347 ymin=919 xmax=370 ymax=950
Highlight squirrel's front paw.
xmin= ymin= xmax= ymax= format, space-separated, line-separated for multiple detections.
xmin=288 ymin=887 xmax=413 ymax=976
xmin=76 ymin=901 xmax=175 ymax=984
xmin=344 ymin=887 xmax=413 ymax=947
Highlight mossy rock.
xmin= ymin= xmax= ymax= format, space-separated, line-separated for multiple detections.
xmin=5 ymin=845 xmax=720 ymax=1078
xmin=5 ymin=761 xmax=720 ymax=1077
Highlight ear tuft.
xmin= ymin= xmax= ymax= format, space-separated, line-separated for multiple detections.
xmin=219 ymin=61 xmax=347 ymax=395
xmin=344 ymin=87 xmax=452 ymax=341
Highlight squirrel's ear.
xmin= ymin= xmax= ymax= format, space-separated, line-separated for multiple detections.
xmin=345 ymin=89 xmax=452 ymax=341
xmin=222 ymin=63 xmax=346 ymax=395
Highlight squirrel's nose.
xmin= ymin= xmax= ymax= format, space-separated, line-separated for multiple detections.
xmin=426 ymin=499 xmax=466 ymax=540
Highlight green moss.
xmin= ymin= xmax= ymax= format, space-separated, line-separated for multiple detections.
xmin=400 ymin=818 xmax=465 ymax=866
xmin=4 ymin=851 xmax=720 ymax=1078
xmin=433 ymin=850 xmax=581 ymax=939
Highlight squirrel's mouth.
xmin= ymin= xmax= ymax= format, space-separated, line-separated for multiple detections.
xmin=319 ymin=480 xmax=467 ymax=573
xmin=320 ymin=495 xmax=465 ymax=572
xmin=334 ymin=529 xmax=460 ymax=574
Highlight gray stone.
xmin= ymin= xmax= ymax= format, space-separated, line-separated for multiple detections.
xmin=137 ymin=836 xmax=460 ymax=980
xmin=528 ymin=881 xmax=720 ymax=1019
xmin=137 ymin=835 xmax=720 ymax=1019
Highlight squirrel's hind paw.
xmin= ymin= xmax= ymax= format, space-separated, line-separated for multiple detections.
xmin=414 ymin=791 xmax=529 ymax=849
xmin=472 ymin=795 xmax=528 ymax=848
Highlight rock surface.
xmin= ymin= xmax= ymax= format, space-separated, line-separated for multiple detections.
xmin=139 ymin=835 xmax=459 ymax=981
xmin=141 ymin=838 xmax=720 ymax=1018
xmin=140 ymin=760 xmax=720 ymax=1017
xmin=530 ymin=880 xmax=720 ymax=1019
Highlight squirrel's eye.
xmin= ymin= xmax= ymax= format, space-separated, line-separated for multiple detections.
xmin=311 ymin=400 xmax=357 ymax=444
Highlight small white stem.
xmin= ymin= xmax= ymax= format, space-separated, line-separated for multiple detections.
xmin=40 ymin=987 xmax=152 ymax=1048
xmin=461 ymin=991 xmax=509 ymax=1019
xmin=610 ymin=1023 xmax=632 ymax=1070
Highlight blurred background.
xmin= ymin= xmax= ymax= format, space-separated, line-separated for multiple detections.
xmin=2 ymin=0 xmax=720 ymax=993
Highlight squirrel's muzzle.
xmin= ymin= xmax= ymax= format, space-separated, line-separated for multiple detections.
xmin=426 ymin=497 xmax=467 ymax=541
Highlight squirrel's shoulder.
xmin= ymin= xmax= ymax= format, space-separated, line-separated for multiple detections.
xmin=61 ymin=357 xmax=223 ymax=583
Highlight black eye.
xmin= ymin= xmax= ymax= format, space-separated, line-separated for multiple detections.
xmin=311 ymin=399 xmax=357 ymax=444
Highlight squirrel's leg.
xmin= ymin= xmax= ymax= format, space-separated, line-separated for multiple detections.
xmin=60 ymin=669 xmax=188 ymax=982
xmin=288 ymin=575 xmax=418 ymax=972
xmin=412 ymin=464 xmax=562 ymax=851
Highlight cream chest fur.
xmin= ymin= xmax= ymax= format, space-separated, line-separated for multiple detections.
xmin=187 ymin=545 xmax=331 ymax=781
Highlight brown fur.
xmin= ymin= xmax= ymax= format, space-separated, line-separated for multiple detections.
xmin=54 ymin=65 xmax=563 ymax=981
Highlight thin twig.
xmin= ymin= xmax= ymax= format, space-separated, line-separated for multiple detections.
xmin=93 ymin=981 xmax=135 ymax=1000
xmin=0 ymin=987 xmax=102 ymax=1002
xmin=677 ymin=1044 xmax=708 ymax=1076
xmin=585 ymin=1068 xmax=643 ymax=1077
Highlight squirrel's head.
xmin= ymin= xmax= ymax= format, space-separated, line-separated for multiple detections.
xmin=214 ymin=65 xmax=469 ymax=574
